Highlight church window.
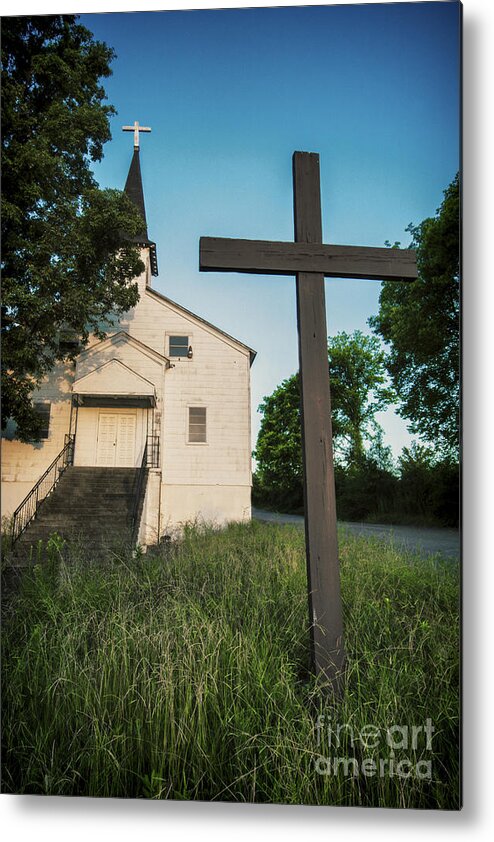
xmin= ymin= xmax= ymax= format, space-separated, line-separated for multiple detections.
xmin=188 ymin=407 xmax=207 ymax=443
xmin=169 ymin=335 xmax=189 ymax=357
xmin=33 ymin=403 xmax=51 ymax=439
xmin=59 ymin=329 xmax=80 ymax=355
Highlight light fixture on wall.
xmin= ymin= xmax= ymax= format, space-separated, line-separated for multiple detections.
xmin=187 ymin=345 xmax=193 ymax=359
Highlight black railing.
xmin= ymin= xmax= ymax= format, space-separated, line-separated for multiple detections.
xmin=130 ymin=435 xmax=159 ymax=542
xmin=11 ymin=434 xmax=75 ymax=548
xmin=131 ymin=442 xmax=148 ymax=542
xmin=146 ymin=434 xmax=160 ymax=468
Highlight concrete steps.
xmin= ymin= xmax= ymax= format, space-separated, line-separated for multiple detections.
xmin=11 ymin=466 xmax=144 ymax=562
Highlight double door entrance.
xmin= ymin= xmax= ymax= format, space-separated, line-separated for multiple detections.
xmin=96 ymin=412 xmax=137 ymax=467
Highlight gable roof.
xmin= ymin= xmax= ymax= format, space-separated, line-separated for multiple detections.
xmin=73 ymin=359 xmax=156 ymax=397
xmin=79 ymin=331 xmax=169 ymax=366
xmin=145 ymin=286 xmax=257 ymax=365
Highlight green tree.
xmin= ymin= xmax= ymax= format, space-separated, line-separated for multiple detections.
xmin=397 ymin=442 xmax=459 ymax=527
xmin=369 ymin=174 xmax=460 ymax=457
xmin=253 ymin=373 xmax=304 ymax=510
xmin=328 ymin=330 xmax=394 ymax=464
xmin=253 ymin=330 xmax=394 ymax=508
xmin=1 ymin=16 xmax=146 ymax=440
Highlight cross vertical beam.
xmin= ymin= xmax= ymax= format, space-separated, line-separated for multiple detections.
xmin=293 ymin=153 xmax=345 ymax=692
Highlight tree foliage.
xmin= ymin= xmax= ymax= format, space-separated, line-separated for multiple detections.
xmin=253 ymin=372 xmax=303 ymax=510
xmin=1 ymin=16 xmax=146 ymax=439
xmin=397 ymin=443 xmax=459 ymax=527
xmin=327 ymin=330 xmax=394 ymax=464
xmin=253 ymin=331 xmax=394 ymax=509
xmin=369 ymin=174 xmax=460 ymax=457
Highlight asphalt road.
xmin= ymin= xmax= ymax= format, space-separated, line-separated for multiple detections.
xmin=252 ymin=508 xmax=460 ymax=560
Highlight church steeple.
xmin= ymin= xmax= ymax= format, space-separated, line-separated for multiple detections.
xmin=124 ymin=148 xmax=149 ymax=237
xmin=122 ymin=122 xmax=158 ymax=277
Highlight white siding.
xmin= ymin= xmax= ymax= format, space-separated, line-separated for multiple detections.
xmin=1 ymin=362 xmax=74 ymax=516
xmin=161 ymin=484 xmax=251 ymax=536
xmin=122 ymin=279 xmax=252 ymax=492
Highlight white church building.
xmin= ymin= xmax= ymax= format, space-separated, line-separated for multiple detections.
xmin=2 ymin=130 xmax=255 ymax=547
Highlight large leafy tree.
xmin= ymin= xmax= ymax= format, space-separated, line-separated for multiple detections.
xmin=1 ymin=16 xmax=146 ymax=440
xmin=327 ymin=330 xmax=394 ymax=464
xmin=253 ymin=372 xmax=304 ymax=509
xmin=369 ymin=175 xmax=460 ymax=458
xmin=254 ymin=331 xmax=394 ymax=507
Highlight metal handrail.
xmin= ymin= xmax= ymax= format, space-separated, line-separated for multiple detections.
xmin=130 ymin=434 xmax=160 ymax=542
xmin=131 ymin=443 xmax=148 ymax=542
xmin=147 ymin=434 xmax=160 ymax=468
xmin=11 ymin=434 xmax=75 ymax=547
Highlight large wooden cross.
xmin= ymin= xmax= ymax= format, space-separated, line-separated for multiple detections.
xmin=200 ymin=152 xmax=417 ymax=694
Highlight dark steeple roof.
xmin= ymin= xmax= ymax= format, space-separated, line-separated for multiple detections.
xmin=124 ymin=149 xmax=148 ymax=232
xmin=124 ymin=148 xmax=158 ymax=276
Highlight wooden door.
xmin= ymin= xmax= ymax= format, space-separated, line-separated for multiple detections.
xmin=96 ymin=413 xmax=136 ymax=467
xmin=115 ymin=414 xmax=137 ymax=466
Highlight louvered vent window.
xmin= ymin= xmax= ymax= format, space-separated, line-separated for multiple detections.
xmin=188 ymin=407 xmax=207 ymax=443
xmin=59 ymin=329 xmax=80 ymax=355
xmin=33 ymin=403 xmax=51 ymax=439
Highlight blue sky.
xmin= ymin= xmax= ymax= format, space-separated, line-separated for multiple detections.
xmin=80 ymin=1 xmax=461 ymax=459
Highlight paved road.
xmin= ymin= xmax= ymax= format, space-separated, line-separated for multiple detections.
xmin=252 ymin=508 xmax=460 ymax=560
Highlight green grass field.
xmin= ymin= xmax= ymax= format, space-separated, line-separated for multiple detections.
xmin=1 ymin=521 xmax=460 ymax=808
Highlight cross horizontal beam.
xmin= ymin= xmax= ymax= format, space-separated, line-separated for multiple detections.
xmin=200 ymin=237 xmax=418 ymax=282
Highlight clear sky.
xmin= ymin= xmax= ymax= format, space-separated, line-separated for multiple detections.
xmin=78 ymin=2 xmax=460 ymax=460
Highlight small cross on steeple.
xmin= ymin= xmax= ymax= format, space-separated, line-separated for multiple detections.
xmin=122 ymin=120 xmax=151 ymax=149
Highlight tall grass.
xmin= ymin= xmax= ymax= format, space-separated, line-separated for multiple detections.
xmin=1 ymin=521 xmax=460 ymax=807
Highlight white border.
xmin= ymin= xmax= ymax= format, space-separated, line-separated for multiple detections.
xmin=2 ymin=0 xmax=493 ymax=838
